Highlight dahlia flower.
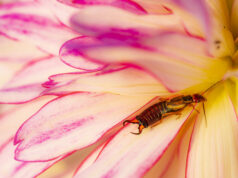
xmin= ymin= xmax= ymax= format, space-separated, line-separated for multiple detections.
xmin=0 ymin=0 xmax=237 ymax=177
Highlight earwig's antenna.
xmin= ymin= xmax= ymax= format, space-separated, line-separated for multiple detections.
xmin=201 ymin=80 xmax=222 ymax=127
xmin=198 ymin=81 xmax=222 ymax=128
xmin=203 ymin=103 xmax=207 ymax=126
xmin=202 ymin=80 xmax=223 ymax=95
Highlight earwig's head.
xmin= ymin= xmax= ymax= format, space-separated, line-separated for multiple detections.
xmin=192 ymin=94 xmax=206 ymax=103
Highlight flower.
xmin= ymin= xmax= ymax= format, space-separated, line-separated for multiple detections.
xmin=0 ymin=0 xmax=238 ymax=177
xmin=0 ymin=0 xmax=79 ymax=176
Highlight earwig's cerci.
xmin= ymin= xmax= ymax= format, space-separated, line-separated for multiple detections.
xmin=123 ymin=94 xmax=206 ymax=135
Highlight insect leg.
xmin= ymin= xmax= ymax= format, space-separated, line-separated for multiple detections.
xmin=162 ymin=112 xmax=182 ymax=120
xmin=188 ymin=104 xmax=200 ymax=113
xmin=203 ymin=103 xmax=207 ymax=126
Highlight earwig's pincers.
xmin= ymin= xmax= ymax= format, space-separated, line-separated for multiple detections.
xmin=132 ymin=124 xmax=144 ymax=135
xmin=123 ymin=119 xmax=144 ymax=135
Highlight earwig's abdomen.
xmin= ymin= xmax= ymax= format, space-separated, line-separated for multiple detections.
xmin=136 ymin=102 xmax=167 ymax=128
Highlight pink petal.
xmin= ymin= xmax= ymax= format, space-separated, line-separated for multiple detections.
xmin=60 ymin=34 xmax=226 ymax=92
xmin=128 ymin=0 xmax=172 ymax=14
xmin=144 ymin=116 xmax=195 ymax=178
xmin=74 ymin=106 xmax=194 ymax=177
xmin=0 ymin=62 xmax=22 ymax=88
xmin=70 ymin=6 xmax=183 ymax=37
xmin=0 ymin=34 xmax=47 ymax=88
xmin=0 ymin=96 xmax=58 ymax=177
xmin=0 ymin=0 xmax=30 ymax=4
xmin=0 ymin=34 xmax=46 ymax=63
xmin=169 ymin=0 xmax=210 ymax=37
xmin=186 ymin=87 xmax=238 ymax=178
xmin=37 ymin=0 xmax=80 ymax=28
xmin=57 ymin=0 xmax=147 ymax=14
xmin=0 ymin=85 xmax=45 ymax=104
xmin=59 ymin=38 xmax=107 ymax=70
xmin=14 ymin=92 xmax=154 ymax=161
xmin=44 ymin=67 xmax=168 ymax=96
xmin=0 ymin=56 xmax=78 ymax=104
xmin=0 ymin=1 xmax=78 ymax=54
xmin=0 ymin=103 xmax=16 ymax=114
xmin=134 ymin=0 xmax=210 ymax=37
xmin=0 ymin=138 xmax=64 ymax=178
xmin=5 ymin=56 xmax=78 ymax=88
xmin=0 ymin=96 xmax=56 ymax=144
xmin=74 ymin=144 xmax=105 ymax=175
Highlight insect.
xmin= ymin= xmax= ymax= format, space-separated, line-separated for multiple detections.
xmin=123 ymin=94 xmax=206 ymax=135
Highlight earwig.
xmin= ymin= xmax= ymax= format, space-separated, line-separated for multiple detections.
xmin=123 ymin=94 xmax=206 ymax=135
xmin=123 ymin=81 xmax=223 ymax=135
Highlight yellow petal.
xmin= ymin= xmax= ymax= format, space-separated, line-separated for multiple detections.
xmin=186 ymin=84 xmax=238 ymax=178
xmin=227 ymin=77 xmax=238 ymax=115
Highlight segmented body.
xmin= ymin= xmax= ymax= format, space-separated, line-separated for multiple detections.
xmin=123 ymin=94 xmax=206 ymax=134
xmin=136 ymin=101 xmax=170 ymax=128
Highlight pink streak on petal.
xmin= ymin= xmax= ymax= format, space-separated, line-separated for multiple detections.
xmin=0 ymin=2 xmax=78 ymax=54
xmin=57 ymin=0 xmax=147 ymax=14
xmin=69 ymin=6 xmax=183 ymax=38
xmin=4 ymin=56 xmax=78 ymax=88
xmin=0 ymin=137 xmax=66 ymax=178
xmin=0 ymin=96 xmax=56 ymax=145
xmin=0 ymin=84 xmax=45 ymax=104
xmin=185 ymin=116 xmax=197 ymax=178
xmin=0 ymin=56 xmax=78 ymax=104
xmin=41 ymin=65 xmax=128 ymax=91
xmin=0 ymin=96 xmax=67 ymax=176
xmin=0 ymin=96 xmax=60 ymax=177
xmin=59 ymin=36 xmax=108 ymax=71
xmin=166 ymin=0 xmax=210 ymax=39
xmin=59 ymin=35 xmax=148 ymax=70
xmin=14 ymin=92 xmax=153 ymax=161
xmin=37 ymin=0 xmax=80 ymax=28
